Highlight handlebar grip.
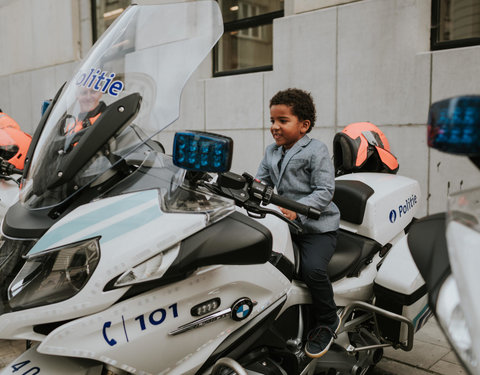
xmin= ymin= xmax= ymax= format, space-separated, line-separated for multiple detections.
xmin=269 ymin=193 xmax=321 ymax=220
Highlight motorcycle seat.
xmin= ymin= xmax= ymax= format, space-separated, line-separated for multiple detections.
xmin=333 ymin=180 xmax=374 ymax=225
xmin=292 ymin=229 xmax=381 ymax=282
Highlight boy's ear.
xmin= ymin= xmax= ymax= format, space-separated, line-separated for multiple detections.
xmin=301 ymin=120 xmax=311 ymax=133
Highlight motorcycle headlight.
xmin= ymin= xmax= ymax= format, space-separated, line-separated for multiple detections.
xmin=436 ymin=275 xmax=478 ymax=373
xmin=8 ymin=237 xmax=100 ymax=311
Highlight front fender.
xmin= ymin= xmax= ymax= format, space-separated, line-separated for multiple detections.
xmin=0 ymin=345 xmax=102 ymax=375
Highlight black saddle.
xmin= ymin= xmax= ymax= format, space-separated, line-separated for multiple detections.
xmin=292 ymin=229 xmax=381 ymax=282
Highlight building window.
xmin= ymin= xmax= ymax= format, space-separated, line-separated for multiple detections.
xmin=431 ymin=0 xmax=480 ymax=50
xmin=214 ymin=0 xmax=284 ymax=76
xmin=92 ymin=0 xmax=131 ymax=42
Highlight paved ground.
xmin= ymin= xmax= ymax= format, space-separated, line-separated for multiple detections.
xmin=371 ymin=318 xmax=466 ymax=375
xmin=0 ymin=340 xmax=25 ymax=369
xmin=0 ymin=318 xmax=466 ymax=374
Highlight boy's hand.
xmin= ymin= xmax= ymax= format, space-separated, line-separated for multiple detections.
xmin=279 ymin=207 xmax=297 ymax=220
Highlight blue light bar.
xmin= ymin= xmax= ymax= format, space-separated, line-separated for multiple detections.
xmin=173 ymin=131 xmax=233 ymax=173
xmin=428 ymin=95 xmax=480 ymax=156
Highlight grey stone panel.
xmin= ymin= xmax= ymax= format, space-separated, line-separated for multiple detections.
xmin=337 ymin=0 xmax=431 ymax=126
xmin=383 ymin=124 xmax=429 ymax=217
xmin=205 ymin=72 xmax=264 ymax=131
xmin=432 ymin=46 xmax=480 ymax=102
xmin=8 ymin=71 xmax=33 ymax=134
xmin=428 ymin=149 xmax=479 ymax=215
xmin=271 ymin=7 xmax=337 ymax=128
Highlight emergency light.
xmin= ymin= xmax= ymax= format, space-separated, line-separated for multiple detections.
xmin=428 ymin=95 xmax=480 ymax=156
xmin=173 ymin=131 xmax=233 ymax=173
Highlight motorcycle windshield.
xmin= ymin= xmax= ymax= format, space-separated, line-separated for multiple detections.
xmin=20 ymin=1 xmax=223 ymax=210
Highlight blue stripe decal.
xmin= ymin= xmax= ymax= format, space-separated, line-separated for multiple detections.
xmin=99 ymin=205 xmax=161 ymax=245
xmin=28 ymin=190 xmax=160 ymax=255
xmin=412 ymin=304 xmax=430 ymax=329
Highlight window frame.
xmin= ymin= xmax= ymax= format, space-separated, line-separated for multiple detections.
xmin=213 ymin=9 xmax=284 ymax=77
xmin=91 ymin=0 xmax=98 ymax=43
xmin=90 ymin=0 xmax=132 ymax=43
xmin=90 ymin=1 xmax=284 ymax=76
xmin=431 ymin=0 xmax=480 ymax=51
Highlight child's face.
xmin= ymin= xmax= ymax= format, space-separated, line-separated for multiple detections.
xmin=270 ymin=104 xmax=310 ymax=149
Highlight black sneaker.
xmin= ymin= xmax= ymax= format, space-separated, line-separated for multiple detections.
xmin=305 ymin=315 xmax=341 ymax=358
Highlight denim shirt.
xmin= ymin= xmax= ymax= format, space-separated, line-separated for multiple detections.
xmin=256 ymin=135 xmax=340 ymax=234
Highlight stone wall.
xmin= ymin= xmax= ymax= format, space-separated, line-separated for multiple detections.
xmin=1 ymin=0 xmax=479 ymax=216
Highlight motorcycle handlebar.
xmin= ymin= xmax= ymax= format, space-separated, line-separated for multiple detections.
xmin=247 ymin=177 xmax=321 ymax=220
xmin=0 ymin=159 xmax=22 ymax=176
xmin=216 ymin=173 xmax=321 ymax=220
xmin=269 ymin=193 xmax=321 ymax=220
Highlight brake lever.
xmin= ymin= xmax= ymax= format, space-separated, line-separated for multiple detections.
xmin=244 ymin=201 xmax=303 ymax=234
xmin=245 ymin=210 xmax=266 ymax=219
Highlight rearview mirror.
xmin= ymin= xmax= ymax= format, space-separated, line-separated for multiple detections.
xmin=173 ymin=131 xmax=233 ymax=173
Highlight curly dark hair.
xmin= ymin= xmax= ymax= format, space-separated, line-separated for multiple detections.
xmin=270 ymin=88 xmax=316 ymax=133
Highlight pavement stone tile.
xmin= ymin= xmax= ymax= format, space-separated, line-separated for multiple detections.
xmin=383 ymin=339 xmax=451 ymax=370
xmin=371 ymin=357 xmax=440 ymax=375
xmin=415 ymin=318 xmax=451 ymax=349
xmin=429 ymin=360 xmax=467 ymax=375
xmin=441 ymin=350 xmax=462 ymax=365
xmin=0 ymin=340 xmax=25 ymax=368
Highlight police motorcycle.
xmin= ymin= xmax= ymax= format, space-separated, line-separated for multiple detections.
xmin=0 ymin=2 xmax=431 ymax=375
xmin=408 ymin=95 xmax=480 ymax=375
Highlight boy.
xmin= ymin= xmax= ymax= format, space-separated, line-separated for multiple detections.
xmin=256 ymin=88 xmax=341 ymax=358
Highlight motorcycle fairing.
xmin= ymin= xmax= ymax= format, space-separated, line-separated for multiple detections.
xmin=35 ymin=263 xmax=290 ymax=375
xmin=172 ymin=211 xmax=272 ymax=270
xmin=27 ymin=189 xmax=166 ymax=256
xmin=407 ymin=213 xmax=449 ymax=306
xmin=0 ymin=345 xmax=102 ymax=375
xmin=0 ymin=190 xmax=209 ymax=338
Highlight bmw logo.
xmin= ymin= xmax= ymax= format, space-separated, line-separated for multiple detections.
xmin=389 ymin=209 xmax=397 ymax=223
xmin=231 ymin=298 xmax=254 ymax=321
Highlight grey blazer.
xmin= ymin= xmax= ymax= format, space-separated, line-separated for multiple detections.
xmin=256 ymin=135 xmax=340 ymax=234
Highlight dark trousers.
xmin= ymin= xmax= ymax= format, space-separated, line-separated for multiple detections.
xmin=292 ymin=231 xmax=338 ymax=326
